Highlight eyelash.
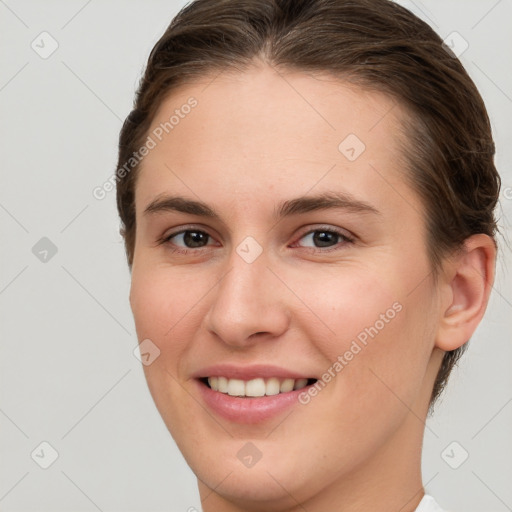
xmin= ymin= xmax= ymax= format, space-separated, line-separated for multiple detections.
xmin=159 ymin=225 xmax=355 ymax=255
xmin=291 ymin=226 xmax=355 ymax=252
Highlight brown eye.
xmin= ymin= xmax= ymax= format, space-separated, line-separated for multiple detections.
xmin=312 ymin=231 xmax=339 ymax=247
xmin=297 ymin=229 xmax=352 ymax=249
xmin=166 ymin=230 xmax=211 ymax=248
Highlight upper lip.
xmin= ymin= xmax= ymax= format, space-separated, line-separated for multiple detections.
xmin=191 ymin=364 xmax=316 ymax=381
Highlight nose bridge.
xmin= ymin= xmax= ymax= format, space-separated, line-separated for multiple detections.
xmin=204 ymin=242 xmax=289 ymax=346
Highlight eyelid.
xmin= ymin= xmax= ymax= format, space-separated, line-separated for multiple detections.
xmin=159 ymin=223 xmax=356 ymax=252
xmin=292 ymin=224 xmax=356 ymax=245
xmin=159 ymin=224 xmax=219 ymax=246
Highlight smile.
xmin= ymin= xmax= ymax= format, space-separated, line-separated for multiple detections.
xmin=205 ymin=376 xmax=315 ymax=397
xmin=195 ymin=370 xmax=318 ymax=423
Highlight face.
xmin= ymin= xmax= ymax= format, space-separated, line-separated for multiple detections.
xmin=129 ymin=63 xmax=444 ymax=509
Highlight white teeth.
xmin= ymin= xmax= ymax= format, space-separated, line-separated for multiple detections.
xmin=293 ymin=378 xmax=308 ymax=390
xmin=280 ymin=378 xmax=295 ymax=392
xmin=206 ymin=376 xmax=311 ymax=397
xmin=266 ymin=377 xmax=281 ymax=396
xmin=208 ymin=376 xmax=219 ymax=391
xmin=227 ymin=378 xmax=245 ymax=396
xmin=218 ymin=376 xmax=228 ymax=393
xmin=245 ymin=378 xmax=266 ymax=397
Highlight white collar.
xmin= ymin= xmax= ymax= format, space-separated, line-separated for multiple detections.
xmin=415 ymin=495 xmax=446 ymax=512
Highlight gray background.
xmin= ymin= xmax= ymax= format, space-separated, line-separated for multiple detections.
xmin=0 ymin=0 xmax=511 ymax=511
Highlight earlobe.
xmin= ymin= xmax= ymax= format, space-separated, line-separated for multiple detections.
xmin=435 ymin=234 xmax=496 ymax=352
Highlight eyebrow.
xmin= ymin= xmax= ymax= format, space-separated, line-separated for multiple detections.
xmin=143 ymin=191 xmax=381 ymax=219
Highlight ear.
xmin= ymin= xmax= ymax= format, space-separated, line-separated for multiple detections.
xmin=435 ymin=234 xmax=496 ymax=351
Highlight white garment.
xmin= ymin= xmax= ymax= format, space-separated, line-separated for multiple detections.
xmin=415 ymin=495 xmax=446 ymax=512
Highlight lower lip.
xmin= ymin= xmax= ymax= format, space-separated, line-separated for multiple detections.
xmin=196 ymin=379 xmax=311 ymax=424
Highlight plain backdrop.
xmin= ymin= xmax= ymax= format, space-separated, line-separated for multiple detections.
xmin=0 ymin=1 xmax=511 ymax=511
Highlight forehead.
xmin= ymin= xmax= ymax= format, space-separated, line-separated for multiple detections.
xmin=135 ymin=63 xmax=414 ymax=218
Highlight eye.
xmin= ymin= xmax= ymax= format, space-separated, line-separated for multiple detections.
xmin=294 ymin=227 xmax=354 ymax=250
xmin=159 ymin=226 xmax=354 ymax=254
xmin=163 ymin=229 xmax=215 ymax=249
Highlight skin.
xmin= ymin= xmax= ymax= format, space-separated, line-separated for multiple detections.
xmin=128 ymin=61 xmax=496 ymax=512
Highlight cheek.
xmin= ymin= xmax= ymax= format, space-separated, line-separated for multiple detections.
xmin=129 ymin=266 xmax=204 ymax=432
xmin=131 ymin=262 xmax=191 ymax=329
xmin=129 ymin=266 xmax=204 ymax=369
xmin=295 ymin=264 xmax=435 ymax=409
xmin=291 ymin=264 xmax=401 ymax=351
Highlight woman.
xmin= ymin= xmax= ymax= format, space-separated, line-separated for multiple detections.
xmin=115 ymin=0 xmax=500 ymax=510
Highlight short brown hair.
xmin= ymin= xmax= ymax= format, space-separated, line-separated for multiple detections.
xmin=116 ymin=0 xmax=500 ymax=407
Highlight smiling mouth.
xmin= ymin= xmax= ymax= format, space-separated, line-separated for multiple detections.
xmin=200 ymin=376 xmax=317 ymax=398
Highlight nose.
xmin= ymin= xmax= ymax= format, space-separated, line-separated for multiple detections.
xmin=203 ymin=248 xmax=290 ymax=348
